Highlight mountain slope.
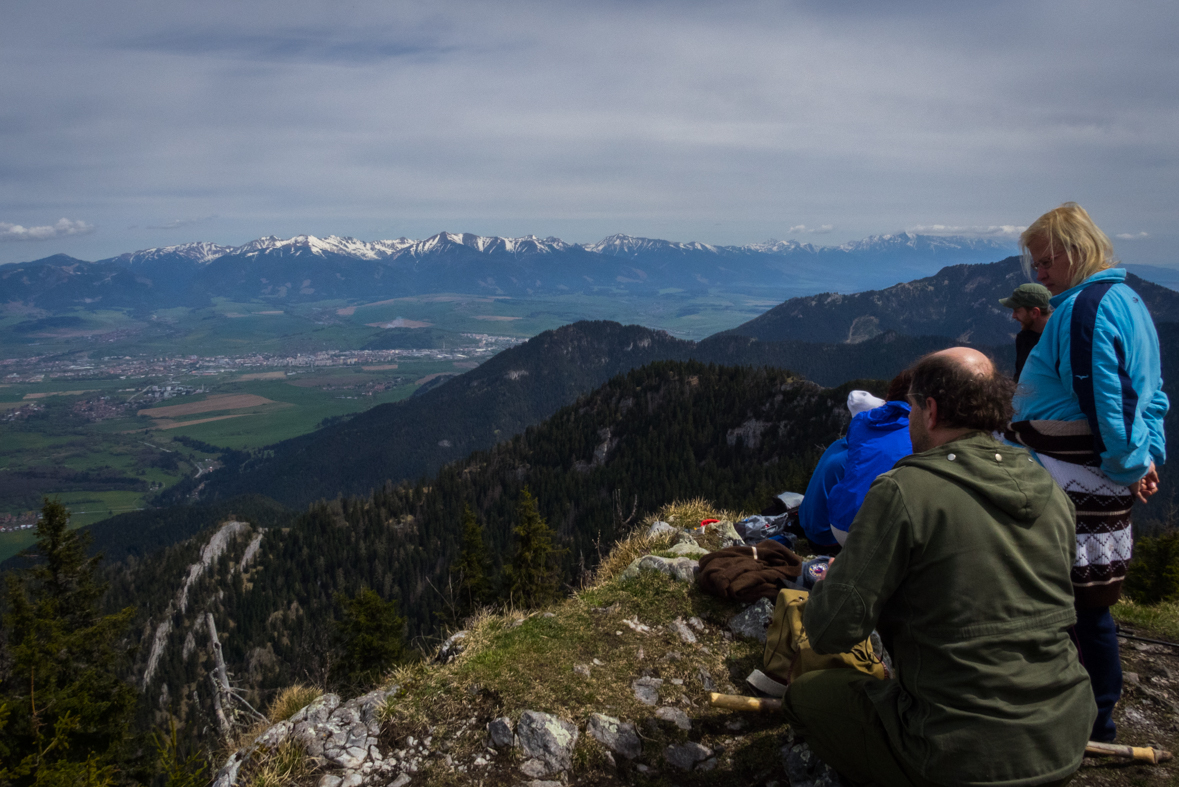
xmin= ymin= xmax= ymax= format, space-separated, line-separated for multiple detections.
xmin=721 ymin=259 xmax=1179 ymax=346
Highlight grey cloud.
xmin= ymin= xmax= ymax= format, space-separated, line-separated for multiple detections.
xmin=146 ymin=215 xmax=219 ymax=230
xmin=1 ymin=0 xmax=1176 ymax=265
xmin=120 ymin=28 xmax=457 ymax=66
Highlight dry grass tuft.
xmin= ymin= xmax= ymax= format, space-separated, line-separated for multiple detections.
xmin=446 ymin=607 xmax=509 ymax=667
xmin=266 ymin=684 xmax=322 ymax=723
xmin=592 ymin=529 xmax=668 ymax=585
xmin=243 ymin=739 xmax=310 ymax=787
xmin=660 ymin=497 xmax=736 ymax=527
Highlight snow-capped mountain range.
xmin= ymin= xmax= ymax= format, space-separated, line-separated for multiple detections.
xmin=109 ymin=230 xmax=1013 ymax=267
xmin=2 ymin=231 xmax=1020 ymax=312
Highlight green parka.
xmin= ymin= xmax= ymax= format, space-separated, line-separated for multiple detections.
xmin=804 ymin=432 xmax=1096 ymax=786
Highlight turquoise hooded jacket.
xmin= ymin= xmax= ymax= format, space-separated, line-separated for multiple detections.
xmin=1013 ymin=268 xmax=1168 ymax=486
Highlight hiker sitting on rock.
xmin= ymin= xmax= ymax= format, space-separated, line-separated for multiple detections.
xmin=780 ymin=348 xmax=1095 ymax=787
xmin=797 ymin=389 xmax=884 ymax=552
xmin=826 ymin=370 xmax=913 ymax=546
xmin=799 ymin=372 xmax=915 ymax=552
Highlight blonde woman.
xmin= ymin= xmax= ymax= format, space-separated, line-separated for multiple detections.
xmin=1006 ymin=202 xmax=1168 ymax=743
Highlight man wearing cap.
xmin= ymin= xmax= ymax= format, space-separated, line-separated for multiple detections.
xmin=1000 ymin=283 xmax=1053 ymax=381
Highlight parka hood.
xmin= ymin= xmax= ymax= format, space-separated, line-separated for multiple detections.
xmin=893 ymin=433 xmax=1055 ymax=521
xmin=863 ymin=400 xmax=910 ymax=429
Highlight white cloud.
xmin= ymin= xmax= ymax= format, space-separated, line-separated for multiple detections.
xmin=909 ymin=224 xmax=1025 ymax=238
xmin=0 ymin=218 xmax=96 ymax=242
xmin=788 ymin=224 xmax=835 ymax=234
xmin=1115 ymin=232 xmax=1149 ymax=240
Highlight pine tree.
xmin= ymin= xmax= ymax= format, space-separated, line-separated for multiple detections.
xmin=333 ymin=588 xmax=408 ymax=688
xmin=503 ymin=488 xmax=563 ymax=608
xmin=0 ymin=499 xmax=137 ymax=786
xmin=1124 ymin=529 xmax=1179 ymax=604
xmin=451 ymin=505 xmax=490 ymax=616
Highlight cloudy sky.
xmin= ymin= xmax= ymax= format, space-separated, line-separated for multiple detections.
xmin=1 ymin=0 xmax=1175 ymax=265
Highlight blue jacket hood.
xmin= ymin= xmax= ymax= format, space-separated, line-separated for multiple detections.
xmin=863 ymin=400 xmax=911 ymax=429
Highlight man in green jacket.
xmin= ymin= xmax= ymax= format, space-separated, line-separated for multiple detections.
xmin=781 ymin=348 xmax=1095 ymax=787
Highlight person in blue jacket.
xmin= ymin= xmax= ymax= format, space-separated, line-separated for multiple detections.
xmin=827 ymin=372 xmax=914 ymax=545
xmin=1009 ymin=202 xmax=1168 ymax=742
xmin=798 ymin=391 xmax=885 ymax=550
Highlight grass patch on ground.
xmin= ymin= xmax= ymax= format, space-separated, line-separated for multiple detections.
xmin=1113 ymin=598 xmax=1179 ymax=642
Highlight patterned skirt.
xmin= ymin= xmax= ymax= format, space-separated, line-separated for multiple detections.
xmin=1005 ymin=419 xmax=1133 ymax=608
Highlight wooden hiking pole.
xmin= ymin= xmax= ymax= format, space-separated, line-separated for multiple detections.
xmin=709 ymin=692 xmax=782 ymax=713
xmin=710 ymin=694 xmax=1175 ymax=765
xmin=1084 ymin=741 xmax=1173 ymax=764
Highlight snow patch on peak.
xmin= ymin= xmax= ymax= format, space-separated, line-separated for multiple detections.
xmin=745 ymin=239 xmax=816 ymax=255
xmin=402 ymin=232 xmax=574 ymax=257
xmin=584 ymin=235 xmax=721 ymax=256
xmin=233 ymin=234 xmax=414 ymax=260
xmin=834 ymin=233 xmax=1015 ymax=255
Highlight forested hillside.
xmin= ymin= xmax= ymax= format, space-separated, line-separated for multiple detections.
xmin=108 ymin=361 xmax=865 ymax=737
xmin=183 ymin=321 xmax=1002 ymax=510
xmin=722 ymin=259 xmax=1179 ymax=345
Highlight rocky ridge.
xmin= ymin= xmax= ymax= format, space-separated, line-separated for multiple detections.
xmin=208 ymin=505 xmax=805 ymax=786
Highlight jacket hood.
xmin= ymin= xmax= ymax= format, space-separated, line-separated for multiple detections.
xmin=863 ymin=400 xmax=910 ymax=429
xmin=893 ymin=433 xmax=1055 ymax=521
xmin=847 ymin=390 xmax=886 ymax=417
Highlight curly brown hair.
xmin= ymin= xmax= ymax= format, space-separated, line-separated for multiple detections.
xmin=907 ymin=352 xmax=1014 ymax=432
xmin=886 ymin=369 xmax=913 ymax=403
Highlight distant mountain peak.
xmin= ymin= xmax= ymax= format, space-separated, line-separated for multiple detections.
xmin=112 ymin=241 xmax=236 ymax=266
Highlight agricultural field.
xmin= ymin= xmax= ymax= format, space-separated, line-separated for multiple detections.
xmin=0 ymin=360 xmax=450 ymax=561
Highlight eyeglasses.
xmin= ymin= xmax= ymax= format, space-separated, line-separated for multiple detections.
xmin=1030 ymin=249 xmax=1070 ymax=271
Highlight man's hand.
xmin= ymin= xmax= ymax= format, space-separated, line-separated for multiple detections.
xmin=815 ymin=555 xmax=834 ymax=581
xmin=1130 ymin=462 xmax=1159 ymax=504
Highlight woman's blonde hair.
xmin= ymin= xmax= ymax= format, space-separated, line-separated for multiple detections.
xmin=1019 ymin=202 xmax=1117 ymax=290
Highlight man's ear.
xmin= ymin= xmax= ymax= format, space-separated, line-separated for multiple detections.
xmin=923 ymin=396 xmax=939 ymax=432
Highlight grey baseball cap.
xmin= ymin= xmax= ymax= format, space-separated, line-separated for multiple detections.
xmin=999 ymin=283 xmax=1052 ymax=310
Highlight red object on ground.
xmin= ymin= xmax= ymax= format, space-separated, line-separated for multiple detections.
xmin=700 ymin=519 xmax=720 ymax=527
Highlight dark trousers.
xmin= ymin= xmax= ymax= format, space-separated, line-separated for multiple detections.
xmin=1069 ymin=606 xmax=1122 ymax=742
xmin=780 ymin=669 xmax=1076 ymax=787
xmin=780 ymin=670 xmax=939 ymax=787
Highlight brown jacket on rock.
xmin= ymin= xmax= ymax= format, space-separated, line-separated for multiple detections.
xmin=697 ymin=540 xmax=802 ymax=602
